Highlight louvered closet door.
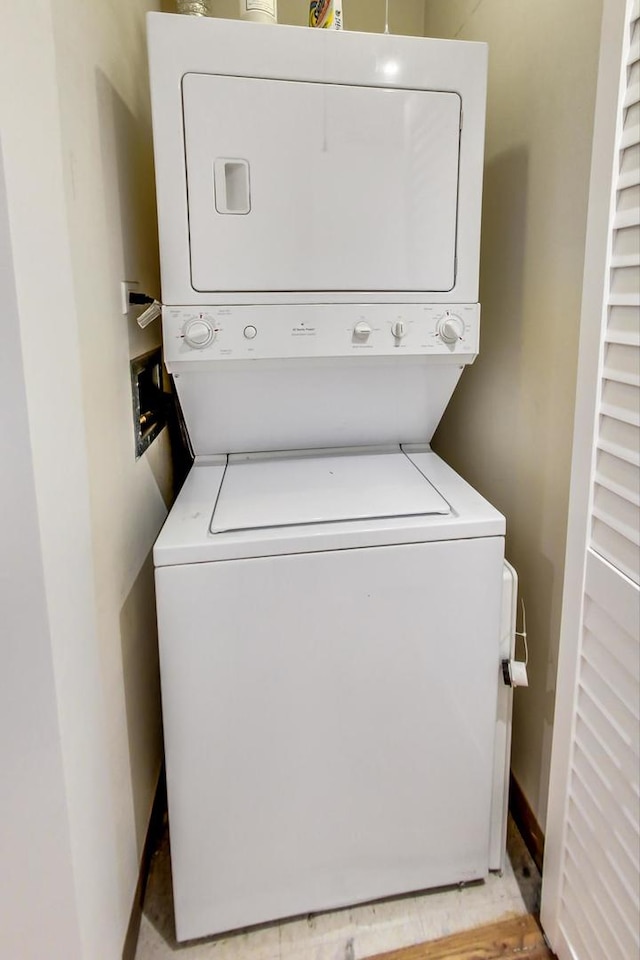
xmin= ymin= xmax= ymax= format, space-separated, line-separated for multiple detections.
xmin=541 ymin=2 xmax=640 ymax=959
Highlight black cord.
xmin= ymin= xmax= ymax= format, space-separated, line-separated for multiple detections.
xmin=129 ymin=292 xmax=155 ymax=306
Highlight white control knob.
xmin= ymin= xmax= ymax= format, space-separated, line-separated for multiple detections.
xmin=353 ymin=321 xmax=372 ymax=340
xmin=391 ymin=319 xmax=406 ymax=340
xmin=243 ymin=325 xmax=257 ymax=340
xmin=437 ymin=315 xmax=464 ymax=344
xmin=183 ymin=318 xmax=214 ymax=348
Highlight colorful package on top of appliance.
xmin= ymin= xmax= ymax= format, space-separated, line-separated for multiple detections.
xmin=309 ymin=0 xmax=343 ymax=29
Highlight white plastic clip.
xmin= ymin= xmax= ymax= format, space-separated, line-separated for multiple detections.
xmin=502 ymin=597 xmax=529 ymax=687
xmin=137 ymin=300 xmax=162 ymax=329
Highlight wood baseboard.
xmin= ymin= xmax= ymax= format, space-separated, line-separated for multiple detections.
xmin=509 ymin=772 xmax=545 ymax=874
xmin=365 ymin=914 xmax=554 ymax=960
xmin=121 ymin=769 xmax=167 ymax=960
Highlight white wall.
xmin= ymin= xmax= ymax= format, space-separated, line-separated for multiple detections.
xmin=423 ymin=0 xmax=603 ymax=827
xmin=0 ymin=139 xmax=83 ymax=960
xmin=0 ymin=1 xmax=170 ymax=956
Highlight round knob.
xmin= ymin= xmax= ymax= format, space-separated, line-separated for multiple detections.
xmin=438 ymin=315 xmax=464 ymax=344
xmin=184 ymin=318 xmax=214 ymax=348
xmin=243 ymin=325 xmax=257 ymax=340
xmin=353 ymin=321 xmax=372 ymax=340
xmin=391 ymin=319 xmax=406 ymax=340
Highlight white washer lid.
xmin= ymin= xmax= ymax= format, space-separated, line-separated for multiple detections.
xmin=210 ymin=450 xmax=450 ymax=534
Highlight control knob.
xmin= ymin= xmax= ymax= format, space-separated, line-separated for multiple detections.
xmin=183 ymin=318 xmax=214 ymax=349
xmin=353 ymin=321 xmax=372 ymax=340
xmin=391 ymin=319 xmax=406 ymax=340
xmin=437 ymin=315 xmax=464 ymax=344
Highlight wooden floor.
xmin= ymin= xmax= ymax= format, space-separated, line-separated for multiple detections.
xmin=366 ymin=915 xmax=555 ymax=960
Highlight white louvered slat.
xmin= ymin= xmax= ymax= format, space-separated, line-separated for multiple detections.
xmin=597 ymin=436 xmax=640 ymax=467
xmin=600 ymin=377 xmax=640 ymax=425
xmin=609 ymin=235 xmax=637 ymax=261
xmin=619 ymin=141 xmax=639 ymax=173
xmin=620 ymin=123 xmax=640 ymax=148
xmin=617 ymin=165 xmax=640 ymax=187
xmin=601 ymin=366 xmax=638 ymax=386
xmin=629 ymin=14 xmax=639 ymax=65
xmin=583 ymin=591 xmax=640 ymax=677
xmin=610 ymin=264 xmax=640 ymax=294
xmin=592 ymin=485 xmax=640 ymax=545
xmin=623 ymin=90 xmax=640 ymax=110
xmin=603 ymin=339 xmax=640 ymax=377
xmin=612 ymin=205 xmax=640 ymax=227
xmin=626 ymin=57 xmax=639 ymax=99
xmin=591 ymin=516 xmax=640 ymax=581
xmin=605 ymin=328 xmax=640 ymax=344
xmin=595 ymin=447 xmax=640 ymax=505
xmin=598 ymin=413 xmax=640 ymax=465
xmin=609 ymin=254 xmax=640 ymax=270
xmin=625 ymin=100 xmax=640 ymax=127
xmin=611 ymin=221 xmax=639 ymax=254
xmin=608 ymin=301 xmax=640 ymax=335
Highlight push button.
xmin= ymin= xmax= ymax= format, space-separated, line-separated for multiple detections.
xmin=243 ymin=325 xmax=258 ymax=340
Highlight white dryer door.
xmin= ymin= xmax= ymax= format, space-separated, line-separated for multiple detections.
xmin=182 ymin=74 xmax=461 ymax=293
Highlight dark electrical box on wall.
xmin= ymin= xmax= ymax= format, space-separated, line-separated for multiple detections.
xmin=130 ymin=347 xmax=165 ymax=459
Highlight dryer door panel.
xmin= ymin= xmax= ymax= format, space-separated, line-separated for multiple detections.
xmin=182 ymin=74 xmax=461 ymax=293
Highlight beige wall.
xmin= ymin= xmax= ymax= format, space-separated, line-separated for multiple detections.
xmin=1 ymin=0 xmax=170 ymax=956
xmin=423 ymin=0 xmax=602 ymax=827
xmin=51 ymin=0 xmax=172 ymax=870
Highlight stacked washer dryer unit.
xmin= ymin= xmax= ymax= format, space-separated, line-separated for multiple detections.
xmin=148 ymin=13 xmax=516 ymax=944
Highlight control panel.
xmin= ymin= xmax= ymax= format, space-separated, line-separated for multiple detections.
xmin=162 ymin=303 xmax=479 ymax=366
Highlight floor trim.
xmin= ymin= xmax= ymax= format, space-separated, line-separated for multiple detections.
xmin=509 ymin=772 xmax=545 ymax=874
xmin=364 ymin=914 xmax=554 ymax=959
xmin=122 ymin=770 xmax=167 ymax=960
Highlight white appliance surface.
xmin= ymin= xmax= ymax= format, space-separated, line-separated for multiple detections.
xmin=147 ymin=13 xmax=487 ymax=305
xmin=155 ymin=454 xmax=505 ymax=940
xmin=162 ymin=303 xmax=480 ymax=363
xmin=162 ymin=303 xmax=479 ymax=456
xmin=211 ymin=449 xmax=450 ymax=533
xmin=154 ymin=449 xmax=505 ymax=566
xmin=183 ymin=74 xmax=460 ymax=293
xmin=148 ymin=14 xmax=506 ymax=946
